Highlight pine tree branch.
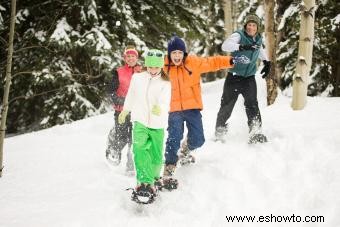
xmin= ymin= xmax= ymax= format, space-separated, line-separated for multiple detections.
xmin=11 ymin=71 xmax=102 ymax=79
xmin=14 ymin=45 xmax=55 ymax=54
xmin=8 ymin=87 xmax=63 ymax=104
xmin=0 ymin=36 xmax=7 ymax=46
xmin=7 ymin=80 xmax=102 ymax=104
xmin=12 ymin=71 xmax=36 ymax=78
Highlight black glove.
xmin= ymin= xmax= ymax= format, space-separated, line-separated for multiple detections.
xmin=239 ymin=44 xmax=260 ymax=51
xmin=260 ymin=60 xmax=271 ymax=78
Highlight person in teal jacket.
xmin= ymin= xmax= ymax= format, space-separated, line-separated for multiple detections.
xmin=214 ymin=14 xmax=271 ymax=144
xmin=118 ymin=49 xmax=171 ymax=204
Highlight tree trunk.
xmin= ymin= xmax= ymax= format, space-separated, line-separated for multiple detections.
xmin=264 ymin=0 xmax=278 ymax=105
xmin=292 ymin=0 xmax=316 ymax=110
xmin=0 ymin=0 xmax=16 ymax=177
xmin=223 ymin=0 xmax=233 ymax=38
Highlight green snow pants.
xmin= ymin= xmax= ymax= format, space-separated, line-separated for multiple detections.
xmin=133 ymin=121 xmax=164 ymax=185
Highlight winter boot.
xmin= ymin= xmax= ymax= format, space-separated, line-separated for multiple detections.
xmin=106 ymin=147 xmax=121 ymax=166
xmin=214 ymin=125 xmax=228 ymax=143
xmin=248 ymin=133 xmax=268 ymax=144
xmin=178 ymin=140 xmax=195 ymax=166
xmin=131 ymin=184 xmax=157 ymax=204
xmin=248 ymin=120 xmax=267 ymax=144
xmin=162 ymin=164 xmax=178 ymax=190
xmin=154 ymin=177 xmax=163 ymax=191
xmin=125 ymin=145 xmax=135 ymax=175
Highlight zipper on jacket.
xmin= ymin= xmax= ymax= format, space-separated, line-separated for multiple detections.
xmin=243 ymin=36 xmax=259 ymax=77
xmin=146 ymin=76 xmax=152 ymax=126
xmin=176 ymin=66 xmax=184 ymax=110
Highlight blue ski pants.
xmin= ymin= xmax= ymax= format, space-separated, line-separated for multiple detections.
xmin=165 ymin=109 xmax=205 ymax=165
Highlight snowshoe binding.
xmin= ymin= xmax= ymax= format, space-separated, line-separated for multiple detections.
xmin=154 ymin=177 xmax=164 ymax=191
xmin=178 ymin=140 xmax=195 ymax=166
xmin=162 ymin=177 xmax=178 ymax=190
xmin=130 ymin=184 xmax=157 ymax=204
xmin=178 ymin=153 xmax=195 ymax=166
xmin=162 ymin=164 xmax=178 ymax=190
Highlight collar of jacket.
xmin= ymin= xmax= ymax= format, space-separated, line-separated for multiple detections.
xmin=164 ymin=55 xmax=192 ymax=75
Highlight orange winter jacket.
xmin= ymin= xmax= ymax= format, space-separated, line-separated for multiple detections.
xmin=164 ymin=55 xmax=234 ymax=112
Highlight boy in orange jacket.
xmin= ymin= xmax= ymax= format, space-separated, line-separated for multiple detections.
xmin=162 ymin=35 xmax=246 ymax=189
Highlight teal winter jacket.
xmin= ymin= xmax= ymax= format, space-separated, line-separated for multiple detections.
xmin=230 ymin=29 xmax=263 ymax=77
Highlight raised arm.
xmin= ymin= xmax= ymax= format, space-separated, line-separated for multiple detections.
xmin=221 ymin=33 xmax=241 ymax=52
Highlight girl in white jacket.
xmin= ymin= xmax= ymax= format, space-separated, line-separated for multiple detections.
xmin=118 ymin=49 xmax=171 ymax=204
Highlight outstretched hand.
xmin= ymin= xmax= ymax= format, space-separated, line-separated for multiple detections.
xmin=232 ymin=55 xmax=251 ymax=65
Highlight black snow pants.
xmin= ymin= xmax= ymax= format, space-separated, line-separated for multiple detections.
xmin=108 ymin=110 xmax=132 ymax=152
xmin=215 ymin=73 xmax=262 ymax=132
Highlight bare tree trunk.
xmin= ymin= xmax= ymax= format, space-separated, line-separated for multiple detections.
xmin=264 ymin=0 xmax=278 ymax=105
xmin=292 ymin=0 xmax=316 ymax=110
xmin=232 ymin=1 xmax=238 ymax=31
xmin=223 ymin=0 xmax=233 ymax=38
xmin=0 ymin=0 xmax=16 ymax=177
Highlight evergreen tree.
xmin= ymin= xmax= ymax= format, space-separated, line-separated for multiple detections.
xmin=0 ymin=0 xmax=223 ymax=134
xmin=277 ymin=0 xmax=340 ymax=97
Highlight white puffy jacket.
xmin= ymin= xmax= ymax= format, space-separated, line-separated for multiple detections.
xmin=123 ymin=71 xmax=171 ymax=129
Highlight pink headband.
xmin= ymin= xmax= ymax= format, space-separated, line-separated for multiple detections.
xmin=124 ymin=49 xmax=138 ymax=57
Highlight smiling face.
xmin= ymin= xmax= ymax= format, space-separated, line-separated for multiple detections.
xmin=124 ymin=53 xmax=138 ymax=67
xmin=147 ymin=67 xmax=162 ymax=76
xmin=245 ymin=22 xmax=258 ymax=37
xmin=170 ymin=50 xmax=184 ymax=66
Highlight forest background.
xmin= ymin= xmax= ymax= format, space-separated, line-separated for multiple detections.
xmin=0 ymin=0 xmax=339 ymax=135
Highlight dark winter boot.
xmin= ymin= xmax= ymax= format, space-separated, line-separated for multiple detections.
xmin=131 ymin=184 xmax=157 ymax=204
xmin=162 ymin=164 xmax=178 ymax=190
xmin=178 ymin=140 xmax=195 ymax=166
xmin=248 ymin=119 xmax=267 ymax=144
xmin=214 ymin=125 xmax=228 ymax=143
xmin=248 ymin=133 xmax=268 ymax=144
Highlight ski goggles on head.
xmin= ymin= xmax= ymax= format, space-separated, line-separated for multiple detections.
xmin=147 ymin=51 xmax=164 ymax=58
xmin=145 ymin=49 xmax=165 ymax=68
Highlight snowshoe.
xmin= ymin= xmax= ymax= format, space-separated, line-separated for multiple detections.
xmin=178 ymin=140 xmax=195 ymax=166
xmin=130 ymin=184 xmax=157 ymax=204
xmin=178 ymin=153 xmax=195 ymax=166
xmin=248 ymin=133 xmax=268 ymax=144
xmin=162 ymin=164 xmax=178 ymax=190
xmin=154 ymin=178 xmax=164 ymax=191
xmin=162 ymin=177 xmax=178 ymax=191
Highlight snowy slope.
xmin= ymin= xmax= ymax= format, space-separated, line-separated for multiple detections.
xmin=1 ymin=77 xmax=340 ymax=227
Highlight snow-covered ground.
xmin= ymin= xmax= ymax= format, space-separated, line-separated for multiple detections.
xmin=1 ymin=77 xmax=340 ymax=227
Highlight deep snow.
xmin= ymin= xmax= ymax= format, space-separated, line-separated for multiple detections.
xmin=1 ymin=77 xmax=340 ymax=227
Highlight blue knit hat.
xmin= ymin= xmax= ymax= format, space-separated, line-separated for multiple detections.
xmin=167 ymin=35 xmax=186 ymax=56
